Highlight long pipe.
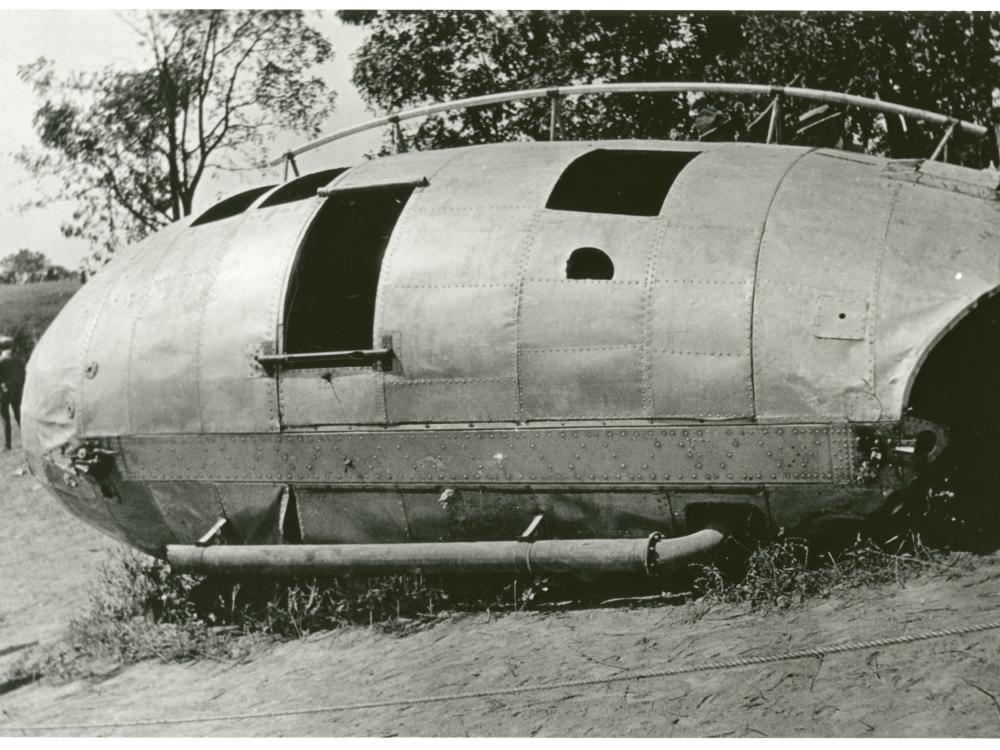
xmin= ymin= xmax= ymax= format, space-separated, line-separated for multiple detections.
xmin=271 ymin=82 xmax=988 ymax=166
xmin=167 ymin=528 xmax=724 ymax=578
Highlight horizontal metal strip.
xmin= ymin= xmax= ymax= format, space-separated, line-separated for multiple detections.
xmin=655 ymin=349 xmax=745 ymax=358
xmin=520 ymin=344 xmax=643 ymax=353
xmin=112 ymin=424 xmax=848 ymax=486
xmin=522 ymin=277 xmax=646 ymax=286
xmin=385 ymin=377 xmax=517 ymax=386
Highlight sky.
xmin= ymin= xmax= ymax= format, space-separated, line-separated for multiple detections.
xmin=0 ymin=9 xmax=382 ymax=269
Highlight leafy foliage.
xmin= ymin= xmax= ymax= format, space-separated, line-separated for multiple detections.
xmin=341 ymin=11 xmax=1000 ymax=165
xmin=0 ymin=249 xmax=74 ymax=284
xmin=17 ymin=10 xmax=337 ymax=265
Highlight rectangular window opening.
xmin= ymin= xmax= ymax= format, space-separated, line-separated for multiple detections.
xmin=546 ymin=149 xmax=699 ymax=217
xmin=284 ymin=185 xmax=415 ymax=354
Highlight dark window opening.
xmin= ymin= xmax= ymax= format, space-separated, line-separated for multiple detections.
xmin=566 ymin=247 xmax=614 ymax=280
xmin=546 ymin=149 xmax=699 ymax=216
xmin=284 ymin=185 xmax=415 ymax=353
xmin=259 ymin=168 xmax=350 ymax=208
xmin=190 ymin=185 xmax=276 ymax=226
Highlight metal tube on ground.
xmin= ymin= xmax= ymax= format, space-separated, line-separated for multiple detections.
xmin=166 ymin=528 xmax=726 ymax=579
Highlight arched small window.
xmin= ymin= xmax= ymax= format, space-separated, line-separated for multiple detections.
xmin=190 ymin=185 xmax=275 ymax=226
xmin=259 ymin=168 xmax=349 ymax=208
xmin=566 ymin=247 xmax=614 ymax=280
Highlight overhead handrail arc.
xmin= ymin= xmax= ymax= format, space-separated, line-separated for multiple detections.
xmin=271 ymin=82 xmax=989 ymax=166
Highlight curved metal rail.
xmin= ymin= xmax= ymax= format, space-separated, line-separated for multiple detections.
xmin=271 ymin=81 xmax=989 ymax=166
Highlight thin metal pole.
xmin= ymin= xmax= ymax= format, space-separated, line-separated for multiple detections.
xmin=283 ymin=152 xmax=300 ymax=179
xmin=548 ymin=91 xmax=561 ymax=141
xmin=930 ymin=119 xmax=958 ymax=162
xmin=765 ymin=94 xmax=782 ymax=145
xmin=270 ymin=82 xmax=989 ymax=166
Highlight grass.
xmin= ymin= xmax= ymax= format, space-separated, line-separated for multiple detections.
xmin=690 ymin=533 xmax=968 ymax=611
xmin=1 ymin=531 xmax=966 ymax=691
xmin=0 ymin=280 xmax=80 ymax=355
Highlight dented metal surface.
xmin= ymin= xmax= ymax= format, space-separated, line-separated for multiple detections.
xmin=21 ymin=137 xmax=1000 ymax=558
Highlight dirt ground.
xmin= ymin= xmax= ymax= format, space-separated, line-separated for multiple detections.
xmin=2 ymin=431 xmax=1000 ymax=738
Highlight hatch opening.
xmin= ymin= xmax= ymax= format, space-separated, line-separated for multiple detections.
xmin=546 ymin=149 xmax=699 ymax=216
xmin=284 ymin=185 xmax=416 ymax=353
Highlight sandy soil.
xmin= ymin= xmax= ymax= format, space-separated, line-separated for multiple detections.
xmin=2 ymin=433 xmax=1000 ymax=738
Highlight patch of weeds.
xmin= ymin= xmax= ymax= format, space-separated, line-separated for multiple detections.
xmin=2 ymin=551 xmax=559 ymax=686
xmin=6 ymin=550 xmax=250 ymax=686
xmin=691 ymin=533 xmax=965 ymax=611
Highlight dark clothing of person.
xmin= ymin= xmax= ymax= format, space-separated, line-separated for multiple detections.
xmin=0 ymin=355 xmax=25 ymax=450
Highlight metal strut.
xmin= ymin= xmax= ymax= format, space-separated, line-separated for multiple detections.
xmin=930 ymin=119 xmax=959 ymax=163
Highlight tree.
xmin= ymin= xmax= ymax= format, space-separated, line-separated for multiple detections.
xmin=18 ymin=10 xmax=337 ymax=264
xmin=341 ymin=11 xmax=1000 ymax=166
xmin=0 ymin=249 xmax=60 ymax=283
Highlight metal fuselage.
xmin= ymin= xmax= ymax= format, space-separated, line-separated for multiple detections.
xmin=21 ymin=141 xmax=1000 ymax=555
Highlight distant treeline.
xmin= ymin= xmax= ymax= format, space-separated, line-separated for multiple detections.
xmin=0 ymin=249 xmax=78 ymax=285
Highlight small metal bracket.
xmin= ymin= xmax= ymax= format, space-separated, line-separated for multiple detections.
xmin=519 ymin=513 xmax=545 ymax=542
xmin=389 ymin=115 xmax=407 ymax=154
xmin=318 ymin=177 xmax=428 ymax=197
xmin=196 ymin=517 xmax=228 ymax=547
xmin=70 ymin=442 xmax=118 ymax=477
xmin=282 ymin=152 xmax=300 ymax=181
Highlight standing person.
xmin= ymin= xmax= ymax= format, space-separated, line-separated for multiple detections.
xmin=0 ymin=336 xmax=25 ymax=450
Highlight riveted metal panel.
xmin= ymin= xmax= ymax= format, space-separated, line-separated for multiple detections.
xmin=384 ymin=377 xmax=518 ymax=424
xmin=519 ymin=209 xmax=661 ymax=419
xmin=652 ymin=279 xmax=752 ymax=356
xmin=415 ymin=142 xmax=593 ymax=211
xmin=665 ymin=144 xmax=805 ymax=229
xmin=23 ymin=225 xmax=184 ymax=453
xmin=381 ymin=284 xmax=517 ymax=380
xmin=381 ymin=207 xmax=534 ymax=287
xmin=520 ymin=346 xmax=647 ymax=419
xmin=295 ymin=489 xmax=412 ymax=543
xmin=109 ymin=481 xmax=177 ymax=553
xmin=213 ymin=483 xmax=286 ymax=544
xmin=767 ymin=484 xmax=884 ymax=537
xmin=876 ymin=181 xmax=1000 ymax=417
xmin=280 ymin=368 xmax=386 ymax=427
xmin=648 ymin=146 xmax=803 ymax=420
xmin=79 ymin=228 xmax=186 ymax=437
xmin=129 ymin=218 xmax=242 ymax=435
xmin=147 ymin=481 xmax=225 ymax=544
xmin=331 ymin=147 xmax=465 ymax=191
xmin=813 ymin=295 xmax=869 ymax=340
xmin=404 ymin=488 xmax=678 ymax=543
xmin=202 ymin=202 xmax=318 ymax=433
xmin=651 ymin=350 xmax=752 ymax=418
xmin=754 ymin=151 xmax=897 ymax=420
xmin=41 ymin=459 xmax=121 ymax=538
xmin=114 ymin=424 xmax=844 ymax=486
xmin=524 ymin=213 xmax=662 ymax=282
xmin=520 ymin=280 xmax=646 ymax=349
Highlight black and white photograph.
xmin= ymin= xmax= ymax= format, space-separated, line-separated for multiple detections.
xmin=1 ymin=5 xmax=1000 ymax=739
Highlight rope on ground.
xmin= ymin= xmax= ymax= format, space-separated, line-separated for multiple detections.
xmin=4 ymin=618 xmax=1000 ymax=733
